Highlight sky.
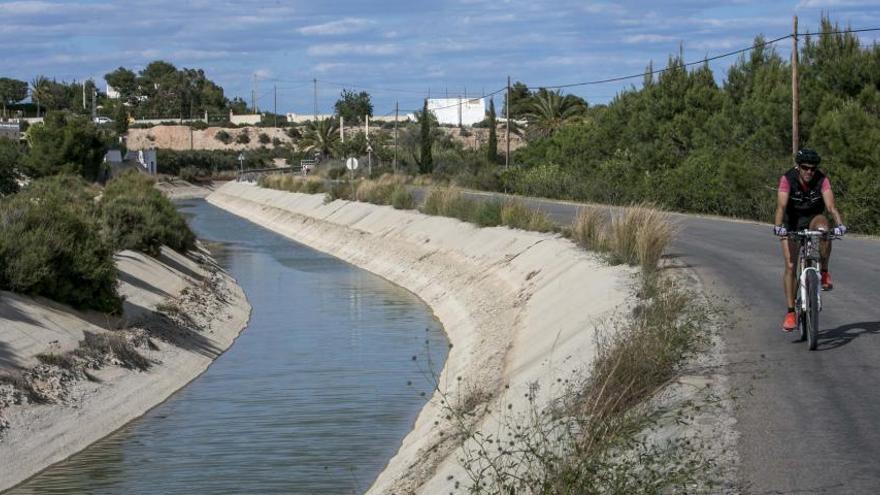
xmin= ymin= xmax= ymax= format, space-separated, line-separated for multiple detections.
xmin=2 ymin=0 xmax=880 ymax=116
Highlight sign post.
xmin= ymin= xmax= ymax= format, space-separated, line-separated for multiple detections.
xmin=238 ymin=152 xmax=245 ymax=180
xmin=346 ymin=157 xmax=359 ymax=199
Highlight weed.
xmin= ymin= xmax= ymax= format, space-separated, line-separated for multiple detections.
xmin=36 ymin=352 xmax=77 ymax=371
xmin=572 ymin=206 xmax=609 ymax=253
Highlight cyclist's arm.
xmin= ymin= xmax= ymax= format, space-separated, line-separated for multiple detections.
xmin=822 ymin=187 xmax=843 ymax=226
xmin=775 ymin=186 xmax=789 ymax=227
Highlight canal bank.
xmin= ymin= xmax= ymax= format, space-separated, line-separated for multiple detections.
xmin=207 ymin=181 xmax=636 ymax=494
xmin=0 ymin=244 xmax=250 ymax=491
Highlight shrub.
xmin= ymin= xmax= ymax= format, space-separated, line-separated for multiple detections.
xmin=101 ymin=172 xmax=196 ymax=256
xmin=235 ymin=132 xmax=250 ymax=144
xmin=390 ymin=186 xmax=416 ymax=209
xmin=325 ymin=180 xmax=356 ymax=202
xmin=215 ymin=130 xmax=231 ymax=144
xmin=0 ymin=175 xmax=122 ymax=313
xmin=272 ymin=137 xmax=282 ymax=147
xmin=500 ymin=201 xmax=554 ymax=232
xmin=258 ymin=133 xmax=271 ymax=144
xmin=179 ymin=165 xmax=201 ymax=182
xmin=473 ymin=200 xmax=503 ymax=227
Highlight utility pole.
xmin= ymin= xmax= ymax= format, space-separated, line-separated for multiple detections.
xmin=83 ymin=80 xmax=87 ymax=110
xmin=792 ymin=15 xmax=800 ymax=159
xmin=252 ymin=74 xmax=257 ymax=114
xmin=91 ymin=86 xmax=97 ymax=121
xmin=505 ymin=75 xmax=510 ymax=169
xmin=313 ymin=78 xmax=318 ymax=122
xmin=340 ymin=116 xmax=344 ymax=143
xmin=393 ymin=101 xmax=399 ymax=173
xmin=273 ymin=85 xmax=277 ymax=127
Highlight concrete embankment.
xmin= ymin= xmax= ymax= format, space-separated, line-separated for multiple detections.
xmin=0 ymin=247 xmax=251 ymax=491
xmin=208 ymin=181 xmax=635 ymax=493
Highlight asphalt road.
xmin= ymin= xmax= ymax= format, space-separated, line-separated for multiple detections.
xmin=422 ymin=189 xmax=880 ymax=494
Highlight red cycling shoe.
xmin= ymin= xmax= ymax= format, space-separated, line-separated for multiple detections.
xmin=822 ymin=271 xmax=833 ymax=291
xmin=782 ymin=311 xmax=796 ymax=332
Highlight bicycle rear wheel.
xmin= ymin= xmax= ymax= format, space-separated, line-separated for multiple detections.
xmin=805 ymin=270 xmax=820 ymax=350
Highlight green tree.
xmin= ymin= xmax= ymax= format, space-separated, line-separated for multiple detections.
xmin=524 ymin=89 xmax=586 ymax=139
xmin=0 ymin=78 xmax=28 ymax=117
xmin=104 ymin=67 xmax=138 ymax=105
xmin=24 ymin=111 xmax=108 ymax=181
xmin=419 ymin=99 xmax=433 ymax=174
xmin=0 ymin=138 xmax=22 ymax=195
xmin=334 ymin=89 xmax=373 ymax=125
xmin=487 ymin=97 xmax=498 ymax=163
xmin=503 ymin=81 xmax=531 ymax=119
xmin=300 ymin=118 xmax=340 ymax=159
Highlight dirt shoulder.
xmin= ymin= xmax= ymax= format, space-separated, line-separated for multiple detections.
xmin=0 ymin=246 xmax=250 ymax=491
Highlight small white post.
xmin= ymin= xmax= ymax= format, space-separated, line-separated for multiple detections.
xmin=340 ymin=116 xmax=344 ymax=143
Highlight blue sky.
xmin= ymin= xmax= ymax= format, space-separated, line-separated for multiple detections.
xmin=2 ymin=0 xmax=880 ymax=116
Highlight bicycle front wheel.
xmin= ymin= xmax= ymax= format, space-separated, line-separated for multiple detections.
xmin=805 ymin=270 xmax=820 ymax=351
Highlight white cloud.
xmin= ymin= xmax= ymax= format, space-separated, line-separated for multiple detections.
xmin=797 ymin=0 xmax=874 ymax=7
xmin=298 ymin=17 xmax=372 ymax=36
xmin=624 ymin=34 xmax=678 ymax=44
xmin=254 ymin=68 xmax=273 ymax=78
xmin=307 ymin=43 xmax=399 ymax=57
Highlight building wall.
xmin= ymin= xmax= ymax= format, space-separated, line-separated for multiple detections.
xmin=427 ymin=98 xmax=485 ymax=126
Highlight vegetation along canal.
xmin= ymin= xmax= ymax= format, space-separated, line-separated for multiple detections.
xmin=9 ymin=199 xmax=448 ymax=494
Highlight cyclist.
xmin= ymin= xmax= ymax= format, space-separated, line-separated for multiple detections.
xmin=773 ymin=149 xmax=846 ymax=331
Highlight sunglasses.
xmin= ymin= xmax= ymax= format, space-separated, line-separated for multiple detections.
xmin=799 ymin=165 xmax=817 ymax=172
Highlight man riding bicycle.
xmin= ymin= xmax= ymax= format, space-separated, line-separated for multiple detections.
xmin=773 ymin=149 xmax=846 ymax=331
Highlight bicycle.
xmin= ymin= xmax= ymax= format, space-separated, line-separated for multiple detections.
xmin=787 ymin=230 xmax=840 ymax=350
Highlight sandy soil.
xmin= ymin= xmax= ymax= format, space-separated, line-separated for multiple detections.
xmin=127 ymin=125 xmax=292 ymax=152
xmin=207 ymin=181 xmax=637 ymax=493
xmin=0 ymin=246 xmax=250 ymax=491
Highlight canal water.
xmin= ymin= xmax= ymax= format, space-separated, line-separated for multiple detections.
xmin=9 ymin=199 xmax=447 ymax=495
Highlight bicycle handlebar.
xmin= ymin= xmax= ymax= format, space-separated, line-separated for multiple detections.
xmin=786 ymin=230 xmax=841 ymax=240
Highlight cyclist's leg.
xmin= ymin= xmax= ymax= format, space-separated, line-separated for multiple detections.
xmin=782 ymin=236 xmax=798 ymax=309
xmin=810 ymin=214 xmax=832 ymax=270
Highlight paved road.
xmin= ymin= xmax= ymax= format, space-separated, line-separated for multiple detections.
xmin=423 ymin=189 xmax=880 ymax=493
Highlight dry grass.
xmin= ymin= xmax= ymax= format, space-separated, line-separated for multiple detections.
xmin=355 ymin=174 xmax=408 ymax=204
xmin=501 ymin=202 xmax=555 ymax=232
xmin=76 ymin=331 xmax=152 ymax=371
xmin=572 ymin=206 xmax=608 ymax=252
xmin=571 ymin=203 xmax=674 ymax=273
xmin=390 ymin=186 xmax=416 ymax=210
xmin=0 ymin=372 xmax=48 ymax=404
xmin=259 ymin=173 xmax=326 ymax=195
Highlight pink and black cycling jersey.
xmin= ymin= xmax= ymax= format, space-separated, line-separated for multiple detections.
xmin=778 ymin=168 xmax=831 ymax=220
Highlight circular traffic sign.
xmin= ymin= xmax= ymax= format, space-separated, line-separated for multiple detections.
xmin=346 ymin=157 xmax=359 ymax=170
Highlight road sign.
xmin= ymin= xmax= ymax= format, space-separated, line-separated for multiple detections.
xmin=346 ymin=157 xmax=359 ymax=170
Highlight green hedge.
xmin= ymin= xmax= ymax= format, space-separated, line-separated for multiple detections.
xmin=0 ymin=176 xmax=122 ymax=313
xmin=101 ymin=172 xmax=196 ymax=256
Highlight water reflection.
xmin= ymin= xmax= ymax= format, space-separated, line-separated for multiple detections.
xmin=9 ymin=199 xmax=447 ymax=495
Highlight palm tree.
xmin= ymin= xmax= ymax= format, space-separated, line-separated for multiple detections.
xmin=30 ymin=76 xmax=50 ymax=117
xmin=524 ymin=90 xmax=586 ymax=139
xmin=299 ymin=118 xmax=340 ymax=159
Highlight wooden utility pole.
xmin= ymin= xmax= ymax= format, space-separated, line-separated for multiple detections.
xmin=313 ymin=78 xmax=318 ymax=121
xmin=505 ymin=75 xmax=510 ymax=169
xmin=273 ymin=85 xmax=277 ymax=127
xmin=393 ymin=101 xmax=399 ymax=173
xmin=792 ymin=15 xmax=800 ymax=159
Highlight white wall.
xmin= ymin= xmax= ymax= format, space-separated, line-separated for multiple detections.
xmin=428 ymin=98 xmax=485 ymax=126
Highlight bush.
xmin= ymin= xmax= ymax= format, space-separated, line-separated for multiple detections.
xmin=572 ymin=206 xmax=608 ymax=253
xmin=500 ymin=201 xmax=554 ymax=232
xmin=215 ymin=130 xmax=231 ymax=144
xmin=258 ymin=133 xmax=271 ymax=144
xmin=101 ymin=172 xmax=196 ymax=256
xmin=390 ymin=186 xmax=416 ymax=209
xmin=607 ymin=203 xmax=675 ymax=272
xmin=235 ymin=132 xmax=250 ymax=144
xmin=0 ymin=175 xmax=121 ymax=313
xmin=179 ymin=166 xmax=201 ymax=182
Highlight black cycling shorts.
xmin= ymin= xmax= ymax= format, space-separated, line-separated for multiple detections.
xmin=783 ymin=213 xmax=825 ymax=232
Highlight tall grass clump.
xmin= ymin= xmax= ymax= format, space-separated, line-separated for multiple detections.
xmin=355 ymin=174 xmax=408 ymax=205
xmin=607 ymin=204 xmax=674 ymax=272
xmin=572 ymin=206 xmax=608 ymax=252
xmin=420 ymin=188 xmax=476 ymax=221
xmin=101 ymin=171 xmax=196 ymax=256
xmin=500 ymin=201 xmax=554 ymax=232
xmin=390 ymin=186 xmax=415 ymax=210
xmin=0 ymin=175 xmax=122 ymax=313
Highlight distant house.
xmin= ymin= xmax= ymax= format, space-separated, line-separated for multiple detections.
xmin=428 ymin=97 xmax=485 ymax=126
xmin=104 ymin=148 xmax=158 ymax=178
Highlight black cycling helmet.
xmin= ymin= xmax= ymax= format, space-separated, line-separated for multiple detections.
xmin=795 ymin=148 xmax=821 ymax=166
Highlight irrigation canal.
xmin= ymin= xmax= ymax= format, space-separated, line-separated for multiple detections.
xmin=9 ymin=199 xmax=447 ymax=495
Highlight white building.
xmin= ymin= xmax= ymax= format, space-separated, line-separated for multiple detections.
xmin=427 ymin=97 xmax=485 ymax=126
